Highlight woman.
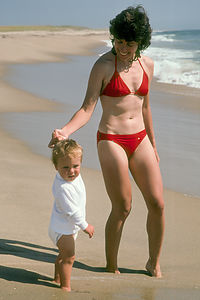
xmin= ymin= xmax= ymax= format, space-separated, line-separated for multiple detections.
xmin=49 ymin=5 xmax=165 ymax=277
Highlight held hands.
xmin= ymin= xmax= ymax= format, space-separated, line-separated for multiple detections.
xmin=48 ymin=129 xmax=68 ymax=148
xmin=84 ymin=224 xmax=94 ymax=238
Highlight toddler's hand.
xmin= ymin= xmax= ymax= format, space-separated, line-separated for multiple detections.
xmin=84 ymin=224 xmax=94 ymax=238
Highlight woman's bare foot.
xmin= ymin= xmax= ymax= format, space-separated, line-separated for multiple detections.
xmin=61 ymin=286 xmax=71 ymax=292
xmin=145 ymin=259 xmax=162 ymax=278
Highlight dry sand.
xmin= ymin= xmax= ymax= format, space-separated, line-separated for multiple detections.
xmin=0 ymin=29 xmax=200 ymax=300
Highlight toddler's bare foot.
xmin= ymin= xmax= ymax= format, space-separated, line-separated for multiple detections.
xmin=145 ymin=259 xmax=162 ymax=278
xmin=52 ymin=277 xmax=60 ymax=285
xmin=106 ymin=266 xmax=120 ymax=274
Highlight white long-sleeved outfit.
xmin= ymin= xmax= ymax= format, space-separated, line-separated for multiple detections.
xmin=48 ymin=172 xmax=88 ymax=245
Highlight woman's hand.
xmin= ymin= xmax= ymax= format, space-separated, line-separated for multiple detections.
xmin=153 ymin=147 xmax=160 ymax=163
xmin=48 ymin=129 xmax=68 ymax=148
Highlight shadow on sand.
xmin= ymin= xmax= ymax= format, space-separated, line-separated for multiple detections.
xmin=0 ymin=238 xmax=150 ymax=286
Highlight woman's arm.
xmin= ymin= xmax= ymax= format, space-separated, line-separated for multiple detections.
xmin=142 ymin=57 xmax=160 ymax=162
xmin=49 ymin=59 xmax=104 ymax=147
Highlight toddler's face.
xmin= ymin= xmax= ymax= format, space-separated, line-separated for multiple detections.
xmin=56 ymin=155 xmax=81 ymax=182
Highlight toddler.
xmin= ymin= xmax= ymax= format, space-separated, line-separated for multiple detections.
xmin=48 ymin=139 xmax=94 ymax=291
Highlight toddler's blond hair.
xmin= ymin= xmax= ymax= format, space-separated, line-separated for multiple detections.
xmin=52 ymin=139 xmax=83 ymax=167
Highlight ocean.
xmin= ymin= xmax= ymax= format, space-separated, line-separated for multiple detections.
xmin=1 ymin=29 xmax=200 ymax=197
xmin=148 ymin=29 xmax=200 ymax=89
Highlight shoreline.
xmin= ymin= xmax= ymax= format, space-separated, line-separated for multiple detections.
xmin=151 ymin=79 xmax=200 ymax=113
xmin=0 ymin=30 xmax=200 ymax=299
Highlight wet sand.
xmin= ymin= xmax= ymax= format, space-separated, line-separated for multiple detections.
xmin=0 ymin=29 xmax=200 ymax=299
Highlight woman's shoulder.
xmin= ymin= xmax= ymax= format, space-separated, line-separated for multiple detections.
xmin=140 ymin=54 xmax=154 ymax=69
xmin=95 ymin=51 xmax=114 ymax=68
xmin=140 ymin=55 xmax=154 ymax=78
xmin=92 ymin=51 xmax=115 ymax=75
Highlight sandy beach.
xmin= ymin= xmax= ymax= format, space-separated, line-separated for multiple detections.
xmin=0 ymin=29 xmax=200 ymax=300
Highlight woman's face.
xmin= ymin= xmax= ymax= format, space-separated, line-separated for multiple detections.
xmin=114 ymin=38 xmax=138 ymax=61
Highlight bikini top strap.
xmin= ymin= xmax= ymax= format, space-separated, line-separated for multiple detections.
xmin=115 ymin=55 xmax=117 ymax=72
xmin=138 ymin=58 xmax=145 ymax=72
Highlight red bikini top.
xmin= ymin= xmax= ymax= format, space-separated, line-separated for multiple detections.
xmin=101 ymin=56 xmax=149 ymax=97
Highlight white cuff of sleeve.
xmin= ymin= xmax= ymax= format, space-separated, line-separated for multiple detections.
xmin=79 ymin=221 xmax=88 ymax=231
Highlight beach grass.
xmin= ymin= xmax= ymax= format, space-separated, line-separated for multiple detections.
xmin=0 ymin=25 xmax=90 ymax=32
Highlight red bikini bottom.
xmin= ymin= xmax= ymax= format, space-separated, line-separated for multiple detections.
xmin=97 ymin=129 xmax=146 ymax=158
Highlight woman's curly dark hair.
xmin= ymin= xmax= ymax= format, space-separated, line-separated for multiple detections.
xmin=109 ymin=5 xmax=152 ymax=60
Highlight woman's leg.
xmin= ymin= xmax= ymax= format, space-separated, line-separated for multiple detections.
xmin=98 ymin=140 xmax=132 ymax=273
xmin=56 ymin=235 xmax=75 ymax=291
xmin=129 ymin=137 xmax=165 ymax=277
